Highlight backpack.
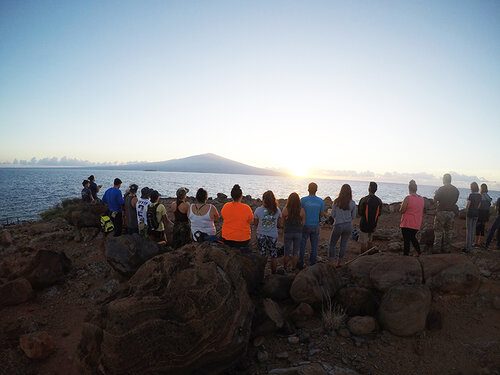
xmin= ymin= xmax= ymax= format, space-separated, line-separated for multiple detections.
xmin=147 ymin=203 xmax=160 ymax=231
xmin=100 ymin=215 xmax=114 ymax=233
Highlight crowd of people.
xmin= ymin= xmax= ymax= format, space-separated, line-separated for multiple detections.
xmin=81 ymin=173 xmax=500 ymax=273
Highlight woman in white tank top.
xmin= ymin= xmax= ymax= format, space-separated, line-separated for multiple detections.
xmin=188 ymin=188 xmax=220 ymax=241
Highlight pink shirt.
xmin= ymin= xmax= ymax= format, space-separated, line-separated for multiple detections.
xmin=400 ymin=194 xmax=424 ymax=230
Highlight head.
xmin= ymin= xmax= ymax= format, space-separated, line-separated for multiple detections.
xmin=176 ymin=187 xmax=189 ymax=201
xmin=333 ymin=184 xmax=352 ymax=210
xmin=82 ymin=179 xmax=90 ymax=188
xmin=369 ymin=181 xmax=378 ymax=194
xmin=480 ymin=183 xmax=488 ymax=194
xmin=286 ymin=192 xmax=301 ymax=221
xmin=308 ymin=182 xmax=318 ymax=195
xmin=470 ymin=182 xmax=479 ymax=193
xmin=113 ymin=178 xmax=122 ymax=188
xmin=443 ymin=174 xmax=452 ymax=185
xmin=409 ymin=180 xmax=418 ymax=194
xmin=262 ymin=190 xmax=278 ymax=214
xmin=196 ymin=188 xmax=208 ymax=203
xmin=129 ymin=184 xmax=138 ymax=195
xmin=88 ymin=175 xmax=95 ymax=182
xmin=231 ymin=184 xmax=243 ymax=201
xmin=140 ymin=187 xmax=151 ymax=199
xmin=150 ymin=190 xmax=160 ymax=203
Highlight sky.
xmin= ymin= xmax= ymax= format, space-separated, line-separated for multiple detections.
xmin=0 ymin=0 xmax=499 ymax=186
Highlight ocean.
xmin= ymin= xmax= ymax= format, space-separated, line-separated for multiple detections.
xmin=0 ymin=168 xmax=498 ymax=223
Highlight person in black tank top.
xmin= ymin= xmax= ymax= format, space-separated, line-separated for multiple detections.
xmin=172 ymin=187 xmax=192 ymax=249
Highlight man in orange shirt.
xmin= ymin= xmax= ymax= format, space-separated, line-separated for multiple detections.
xmin=221 ymin=184 xmax=254 ymax=248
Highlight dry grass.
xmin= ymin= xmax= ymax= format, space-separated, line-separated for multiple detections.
xmin=321 ymin=288 xmax=346 ymax=331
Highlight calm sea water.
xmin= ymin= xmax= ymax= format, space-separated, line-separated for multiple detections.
xmin=0 ymin=168 xmax=498 ymax=222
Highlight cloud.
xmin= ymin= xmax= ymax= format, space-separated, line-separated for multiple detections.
xmin=6 ymin=156 xmax=124 ymax=167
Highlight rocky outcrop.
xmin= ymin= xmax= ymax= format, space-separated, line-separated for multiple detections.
xmin=0 ymin=230 xmax=13 ymax=247
xmin=420 ymin=254 xmax=481 ymax=295
xmin=64 ymin=201 xmax=107 ymax=228
xmin=378 ymin=285 xmax=431 ymax=336
xmin=290 ymin=263 xmax=344 ymax=305
xmin=78 ymin=243 xmax=255 ymax=374
xmin=104 ymin=233 xmax=165 ymax=277
xmin=0 ymin=278 xmax=33 ymax=307
xmin=23 ymin=250 xmax=71 ymax=290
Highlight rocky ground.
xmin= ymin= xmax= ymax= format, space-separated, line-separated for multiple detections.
xmin=0 ymin=196 xmax=499 ymax=375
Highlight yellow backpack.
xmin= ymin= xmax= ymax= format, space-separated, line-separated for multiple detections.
xmin=100 ymin=215 xmax=114 ymax=233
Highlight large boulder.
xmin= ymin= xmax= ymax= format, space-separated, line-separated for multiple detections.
xmin=290 ymin=263 xmax=343 ymax=305
xmin=369 ymin=256 xmax=422 ymax=292
xmin=263 ymin=274 xmax=294 ymax=300
xmin=0 ymin=278 xmax=33 ymax=307
xmin=335 ymin=287 xmax=379 ymax=317
xmin=347 ymin=254 xmax=397 ymax=288
xmin=23 ymin=250 xmax=71 ymax=290
xmin=378 ymin=285 xmax=431 ymax=336
xmin=78 ymin=243 xmax=255 ymax=374
xmin=420 ymin=254 xmax=481 ymax=295
xmin=104 ymin=234 xmax=164 ymax=277
xmin=347 ymin=316 xmax=377 ymax=335
xmin=19 ymin=331 xmax=55 ymax=359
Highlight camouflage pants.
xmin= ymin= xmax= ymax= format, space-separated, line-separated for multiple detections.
xmin=433 ymin=211 xmax=455 ymax=252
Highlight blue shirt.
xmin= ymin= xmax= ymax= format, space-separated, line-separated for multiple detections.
xmin=102 ymin=187 xmax=124 ymax=212
xmin=301 ymin=195 xmax=325 ymax=227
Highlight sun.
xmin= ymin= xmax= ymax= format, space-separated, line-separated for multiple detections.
xmin=290 ymin=164 xmax=310 ymax=177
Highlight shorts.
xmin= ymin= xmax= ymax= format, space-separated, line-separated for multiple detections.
xmin=359 ymin=231 xmax=373 ymax=244
xmin=257 ymin=235 xmax=278 ymax=258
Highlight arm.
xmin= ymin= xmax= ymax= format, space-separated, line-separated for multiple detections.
xmin=210 ymin=205 xmax=220 ymax=222
xmin=358 ymin=198 xmax=365 ymax=217
xmin=400 ymin=196 xmax=409 ymax=213
xmin=131 ymin=196 xmax=138 ymax=208
xmin=277 ymin=209 xmax=283 ymax=229
xmin=351 ymin=201 xmax=357 ymax=220
xmin=300 ymin=208 xmax=306 ymax=225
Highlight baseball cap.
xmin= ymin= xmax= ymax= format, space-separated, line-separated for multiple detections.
xmin=176 ymin=187 xmax=189 ymax=197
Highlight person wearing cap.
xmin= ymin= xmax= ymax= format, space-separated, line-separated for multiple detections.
xmin=357 ymin=182 xmax=383 ymax=252
xmin=81 ymin=180 xmax=93 ymax=203
xmin=124 ymin=184 xmax=139 ymax=234
xmin=171 ymin=187 xmax=192 ymax=249
xmin=88 ymin=175 xmax=101 ymax=201
xmin=102 ymin=178 xmax=125 ymax=236
xmin=136 ymin=187 xmax=152 ymax=236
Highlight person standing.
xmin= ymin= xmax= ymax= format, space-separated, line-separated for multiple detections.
xmin=81 ymin=180 xmax=93 ymax=203
xmin=136 ymin=187 xmax=151 ymax=236
xmin=147 ymin=190 xmax=171 ymax=244
xmin=254 ymin=190 xmax=282 ymax=274
xmin=171 ymin=187 xmax=192 ymax=249
xmin=485 ymin=197 xmax=500 ymax=250
xmin=299 ymin=183 xmax=325 ymax=269
xmin=282 ymin=192 xmax=305 ymax=271
xmin=465 ymin=182 xmax=481 ymax=253
xmin=88 ymin=175 xmax=101 ymax=201
xmin=221 ymin=184 xmax=254 ymax=249
xmin=400 ymin=180 xmax=424 ymax=256
xmin=124 ymin=184 xmax=139 ymax=234
xmin=357 ymin=182 xmax=383 ymax=252
xmin=433 ymin=174 xmax=460 ymax=252
xmin=102 ymin=178 xmax=125 ymax=237
xmin=476 ymin=183 xmax=492 ymax=247
xmin=328 ymin=184 xmax=356 ymax=267
xmin=189 ymin=188 xmax=220 ymax=242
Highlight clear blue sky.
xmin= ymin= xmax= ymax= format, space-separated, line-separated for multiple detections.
xmin=1 ymin=0 xmax=499 ymax=185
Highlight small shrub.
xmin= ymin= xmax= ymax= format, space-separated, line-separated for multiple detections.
xmin=321 ymin=288 xmax=346 ymax=331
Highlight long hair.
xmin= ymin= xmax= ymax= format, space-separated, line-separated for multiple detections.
xmin=262 ymin=190 xmax=278 ymax=214
xmin=333 ymin=184 xmax=352 ymax=210
xmin=286 ymin=192 xmax=301 ymax=222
